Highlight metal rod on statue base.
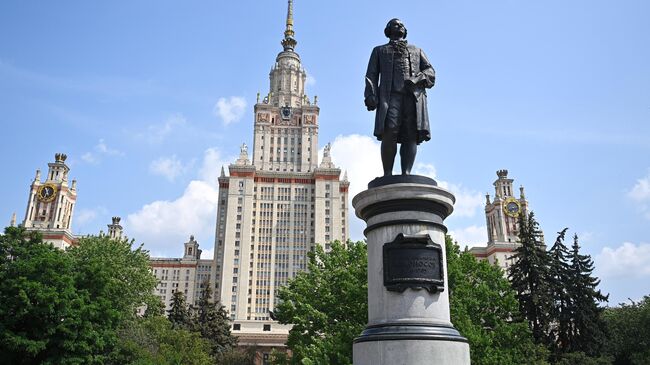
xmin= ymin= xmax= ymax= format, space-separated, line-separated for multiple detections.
xmin=352 ymin=175 xmax=470 ymax=365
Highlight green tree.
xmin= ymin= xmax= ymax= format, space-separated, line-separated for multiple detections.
xmin=566 ymin=234 xmax=608 ymax=356
xmin=272 ymin=241 xmax=367 ymax=365
xmin=216 ymin=347 xmax=257 ymax=365
xmin=555 ymin=351 xmax=612 ymax=365
xmin=602 ymin=296 xmax=650 ymax=365
xmin=0 ymin=229 xmax=160 ymax=364
xmin=0 ymin=227 xmax=97 ymax=364
xmin=193 ymin=282 xmax=237 ymax=357
xmin=509 ymin=212 xmax=553 ymax=344
xmin=547 ymin=228 xmax=573 ymax=356
xmin=168 ymin=291 xmax=192 ymax=330
xmin=110 ymin=316 xmax=214 ymax=365
xmin=69 ymin=235 xmax=160 ymax=360
xmin=446 ymin=236 xmax=549 ymax=365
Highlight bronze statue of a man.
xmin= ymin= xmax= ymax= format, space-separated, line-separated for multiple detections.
xmin=365 ymin=18 xmax=435 ymax=176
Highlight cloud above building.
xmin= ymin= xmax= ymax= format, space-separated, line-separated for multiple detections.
xmin=149 ymin=155 xmax=194 ymax=182
xmin=80 ymin=139 xmax=124 ymax=164
xmin=214 ymin=96 xmax=247 ymax=125
xmin=448 ymin=225 xmax=488 ymax=248
xmin=326 ymin=134 xmax=484 ymax=241
xmin=628 ymin=169 xmax=650 ymax=219
xmin=595 ymin=241 xmax=650 ymax=279
xmin=126 ymin=147 xmax=231 ymax=257
xmin=137 ymin=114 xmax=188 ymax=144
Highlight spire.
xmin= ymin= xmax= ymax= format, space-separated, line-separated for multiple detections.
xmin=281 ymin=0 xmax=297 ymax=51
xmin=10 ymin=212 xmax=16 ymax=227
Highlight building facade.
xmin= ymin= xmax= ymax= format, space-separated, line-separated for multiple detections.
xmin=22 ymin=153 xmax=78 ymax=249
xmin=150 ymin=235 xmax=214 ymax=311
xmin=212 ymin=0 xmax=350 ymax=350
xmin=469 ymin=169 xmax=542 ymax=272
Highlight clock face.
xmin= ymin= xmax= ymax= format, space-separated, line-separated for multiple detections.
xmin=37 ymin=184 xmax=57 ymax=202
xmin=281 ymin=106 xmax=292 ymax=120
xmin=503 ymin=197 xmax=520 ymax=217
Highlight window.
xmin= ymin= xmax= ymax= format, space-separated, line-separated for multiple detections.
xmin=263 ymin=324 xmax=271 ymax=331
xmin=233 ymin=324 xmax=241 ymax=331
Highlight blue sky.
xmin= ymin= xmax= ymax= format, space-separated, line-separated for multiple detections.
xmin=1 ymin=0 xmax=649 ymax=305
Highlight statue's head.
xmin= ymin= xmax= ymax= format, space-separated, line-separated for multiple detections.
xmin=384 ymin=18 xmax=407 ymax=40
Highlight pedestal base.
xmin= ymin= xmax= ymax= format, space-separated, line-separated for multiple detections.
xmin=354 ymin=337 xmax=470 ymax=365
xmin=352 ymin=176 xmax=471 ymax=364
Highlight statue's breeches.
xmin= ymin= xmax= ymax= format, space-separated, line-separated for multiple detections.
xmin=384 ymin=92 xmax=417 ymax=144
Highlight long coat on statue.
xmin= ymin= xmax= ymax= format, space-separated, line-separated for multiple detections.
xmin=365 ymin=43 xmax=435 ymax=144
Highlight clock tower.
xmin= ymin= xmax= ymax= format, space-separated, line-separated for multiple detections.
xmin=469 ymin=169 xmax=542 ymax=271
xmin=22 ymin=153 xmax=77 ymax=249
xmin=485 ymin=169 xmax=528 ymax=244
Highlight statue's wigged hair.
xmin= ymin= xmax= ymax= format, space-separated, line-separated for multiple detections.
xmin=384 ymin=18 xmax=407 ymax=39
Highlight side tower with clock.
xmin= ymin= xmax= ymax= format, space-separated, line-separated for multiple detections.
xmin=22 ymin=153 xmax=77 ymax=249
xmin=486 ymin=169 xmax=527 ymax=244
xmin=470 ymin=169 xmax=541 ymax=272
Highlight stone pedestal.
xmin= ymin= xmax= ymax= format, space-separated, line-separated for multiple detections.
xmin=352 ymin=176 xmax=470 ymax=365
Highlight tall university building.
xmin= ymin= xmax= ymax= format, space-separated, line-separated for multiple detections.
xmin=211 ymin=0 xmax=350 ymax=348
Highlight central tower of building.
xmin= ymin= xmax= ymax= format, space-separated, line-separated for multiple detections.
xmin=212 ymin=0 xmax=350 ymax=352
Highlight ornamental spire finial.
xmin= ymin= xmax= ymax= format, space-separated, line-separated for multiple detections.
xmin=281 ymin=0 xmax=297 ymax=51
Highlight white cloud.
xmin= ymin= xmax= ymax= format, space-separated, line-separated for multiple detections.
xmin=448 ymin=225 xmax=488 ymax=248
xmin=149 ymin=155 xmax=192 ymax=182
xmin=213 ymin=96 xmax=246 ymax=125
xmin=327 ymin=134 xmax=383 ymax=201
xmin=199 ymin=147 xmax=232 ymax=184
xmin=95 ymin=138 xmax=123 ymax=156
xmin=443 ymin=184 xmax=484 ymax=218
xmin=413 ymin=163 xmax=484 ymax=218
xmin=139 ymin=114 xmax=187 ymax=144
xmin=127 ymin=147 xmax=232 ymax=257
xmin=200 ymin=248 xmax=214 ymax=260
xmin=81 ymin=139 xmax=124 ymax=164
xmin=127 ymin=180 xmax=219 ymax=257
xmin=73 ymin=206 xmax=109 ymax=235
xmin=81 ymin=152 xmax=97 ymax=164
xmin=76 ymin=208 xmax=98 ymax=226
xmin=628 ymin=170 xmax=650 ymax=219
xmin=596 ymin=242 xmax=650 ymax=279
xmin=306 ymin=73 xmax=316 ymax=86
xmin=413 ymin=162 xmax=437 ymax=178
xmin=327 ymin=134 xmax=484 ymax=240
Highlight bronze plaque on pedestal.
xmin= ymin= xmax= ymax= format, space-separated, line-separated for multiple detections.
xmin=383 ymin=233 xmax=444 ymax=293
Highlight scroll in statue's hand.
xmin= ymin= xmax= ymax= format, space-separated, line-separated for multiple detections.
xmin=405 ymin=78 xmax=417 ymax=92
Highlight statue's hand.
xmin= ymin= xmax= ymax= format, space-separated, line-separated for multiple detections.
xmin=365 ymin=95 xmax=378 ymax=111
xmin=405 ymin=78 xmax=417 ymax=92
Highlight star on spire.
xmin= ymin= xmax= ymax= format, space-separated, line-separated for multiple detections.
xmin=281 ymin=0 xmax=297 ymax=51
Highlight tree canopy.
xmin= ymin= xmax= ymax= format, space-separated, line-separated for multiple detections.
xmin=272 ymin=240 xmax=368 ymax=365
xmin=0 ymin=228 xmax=160 ymax=364
xmin=272 ymin=237 xmax=548 ymax=364
xmin=602 ymin=296 xmax=650 ymax=364
xmin=509 ymin=212 xmax=553 ymax=345
xmin=446 ymin=236 xmax=549 ymax=365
